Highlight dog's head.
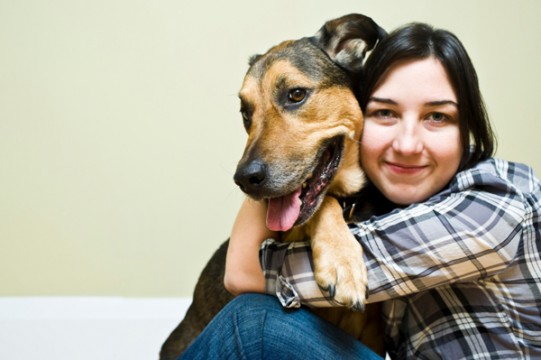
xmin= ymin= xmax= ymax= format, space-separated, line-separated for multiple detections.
xmin=234 ymin=14 xmax=385 ymax=231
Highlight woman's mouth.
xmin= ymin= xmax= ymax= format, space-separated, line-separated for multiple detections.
xmin=385 ymin=161 xmax=428 ymax=175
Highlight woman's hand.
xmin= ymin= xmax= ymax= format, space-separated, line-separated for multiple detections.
xmin=224 ymin=197 xmax=278 ymax=295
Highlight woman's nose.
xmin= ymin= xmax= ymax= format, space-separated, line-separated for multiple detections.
xmin=392 ymin=123 xmax=424 ymax=155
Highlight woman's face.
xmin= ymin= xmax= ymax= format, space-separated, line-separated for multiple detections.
xmin=361 ymin=57 xmax=463 ymax=205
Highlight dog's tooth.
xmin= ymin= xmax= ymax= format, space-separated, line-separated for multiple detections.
xmin=302 ymin=182 xmax=307 ymax=189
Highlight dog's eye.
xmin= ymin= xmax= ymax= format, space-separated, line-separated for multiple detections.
xmin=287 ymin=88 xmax=307 ymax=103
xmin=241 ymin=110 xmax=252 ymax=131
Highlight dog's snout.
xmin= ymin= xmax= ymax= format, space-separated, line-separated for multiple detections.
xmin=234 ymin=160 xmax=268 ymax=194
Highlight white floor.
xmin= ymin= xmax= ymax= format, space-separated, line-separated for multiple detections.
xmin=0 ymin=297 xmax=191 ymax=360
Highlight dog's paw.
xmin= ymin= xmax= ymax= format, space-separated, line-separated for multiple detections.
xmin=312 ymin=234 xmax=368 ymax=311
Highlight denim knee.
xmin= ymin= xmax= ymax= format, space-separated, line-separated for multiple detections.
xmin=223 ymin=294 xmax=308 ymax=359
xmin=178 ymin=294 xmax=277 ymax=359
xmin=223 ymin=293 xmax=281 ymax=315
xmin=180 ymin=293 xmax=382 ymax=360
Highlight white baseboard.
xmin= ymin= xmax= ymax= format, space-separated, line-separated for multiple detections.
xmin=0 ymin=297 xmax=191 ymax=360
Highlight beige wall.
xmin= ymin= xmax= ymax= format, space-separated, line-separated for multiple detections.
xmin=1 ymin=0 xmax=540 ymax=297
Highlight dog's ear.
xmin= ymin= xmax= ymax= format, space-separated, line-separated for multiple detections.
xmin=311 ymin=13 xmax=386 ymax=73
xmin=248 ymin=54 xmax=263 ymax=66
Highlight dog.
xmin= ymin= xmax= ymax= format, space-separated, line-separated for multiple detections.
xmin=160 ymin=14 xmax=386 ymax=359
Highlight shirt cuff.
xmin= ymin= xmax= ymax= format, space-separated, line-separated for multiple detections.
xmin=259 ymin=238 xmax=301 ymax=308
xmin=259 ymin=238 xmax=338 ymax=309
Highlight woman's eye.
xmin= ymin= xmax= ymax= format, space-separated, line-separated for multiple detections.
xmin=366 ymin=108 xmax=397 ymax=125
xmin=287 ymin=88 xmax=307 ymax=103
xmin=426 ymin=112 xmax=448 ymax=123
xmin=376 ymin=109 xmax=393 ymax=118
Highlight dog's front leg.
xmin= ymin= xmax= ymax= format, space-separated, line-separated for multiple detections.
xmin=307 ymin=196 xmax=367 ymax=311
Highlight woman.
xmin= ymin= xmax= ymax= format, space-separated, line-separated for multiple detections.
xmin=181 ymin=23 xmax=541 ymax=359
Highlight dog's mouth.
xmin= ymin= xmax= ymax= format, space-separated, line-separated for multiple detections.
xmin=266 ymin=136 xmax=344 ymax=232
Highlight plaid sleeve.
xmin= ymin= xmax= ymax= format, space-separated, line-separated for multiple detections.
xmin=260 ymin=239 xmax=339 ymax=308
xmin=356 ymin=162 xmax=527 ymax=303
xmin=260 ymin=159 xmax=529 ymax=307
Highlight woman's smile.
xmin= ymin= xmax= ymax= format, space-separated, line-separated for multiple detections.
xmin=360 ymin=57 xmax=463 ymax=205
xmin=384 ymin=161 xmax=429 ymax=175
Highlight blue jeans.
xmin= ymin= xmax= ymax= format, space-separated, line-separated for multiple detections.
xmin=179 ymin=293 xmax=383 ymax=360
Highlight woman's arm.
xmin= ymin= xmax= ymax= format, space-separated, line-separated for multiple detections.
xmin=358 ymin=184 xmax=525 ymax=302
xmin=260 ymin=160 xmax=532 ymax=307
xmin=224 ymin=197 xmax=277 ymax=295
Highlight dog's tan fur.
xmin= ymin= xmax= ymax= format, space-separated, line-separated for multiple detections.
xmin=160 ymin=14 xmax=387 ymax=359
xmin=233 ymin=14 xmax=386 ymax=354
xmin=238 ymin=58 xmax=368 ymax=305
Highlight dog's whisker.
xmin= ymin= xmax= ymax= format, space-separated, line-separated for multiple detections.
xmin=349 ymin=137 xmax=362 ymax=145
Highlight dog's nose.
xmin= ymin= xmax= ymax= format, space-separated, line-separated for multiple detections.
xmin=234 ymin=160 xmax=267 ymax=194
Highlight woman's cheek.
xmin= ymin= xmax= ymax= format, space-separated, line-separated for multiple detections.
xmin=359 ymin=127 xmax=386 ymax=177
xmin=360 ymin=122 xmax=388 ymax=158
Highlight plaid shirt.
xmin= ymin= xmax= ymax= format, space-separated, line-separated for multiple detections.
xmin=260 ymin=158 xmax=541 ymax=359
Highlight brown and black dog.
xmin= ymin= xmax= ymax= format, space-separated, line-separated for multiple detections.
xmin=160 ymin=14 xmax=387 ymax=359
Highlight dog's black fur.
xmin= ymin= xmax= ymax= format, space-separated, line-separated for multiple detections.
xmin=159 ymin=240 xmax=233 ymax=359
xmin=160 ymin=14 xmax=388 ymax=359
xmin=159 ymin=185 xmax=394 ymax=359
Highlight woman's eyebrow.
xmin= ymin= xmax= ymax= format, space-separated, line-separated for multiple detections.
xmin=368 ymin=97 xmax=397 ymax=105
xmin=368 ymin=97 xmax=459 ymax=107
xmin=425 ymin=100 xmax=459 ymax=107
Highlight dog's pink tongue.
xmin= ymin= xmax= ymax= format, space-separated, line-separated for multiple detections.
xmin=266 ymin=188 xmax=302 ymax=232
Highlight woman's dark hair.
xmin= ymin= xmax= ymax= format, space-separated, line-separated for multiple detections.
xmin=360 ymin=23 xmax=496 ymax=170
